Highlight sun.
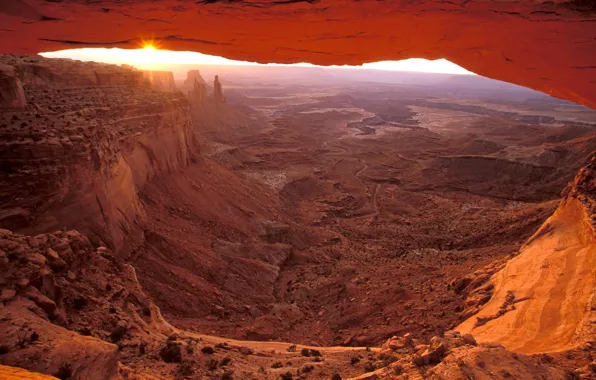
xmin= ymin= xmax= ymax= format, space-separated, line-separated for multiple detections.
xmin=139 ymin=36 xmax=161 ymax=51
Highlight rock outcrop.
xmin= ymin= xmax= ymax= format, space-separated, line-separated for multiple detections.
xmin=0 ymin=64 xmax=26 ymax=109
xmin=189 ymin=78 xmax=207 ymax=102
xmin=183 ymin=70 xmax=208 ymax=102
xmin=213 ymin=75 xmax=225 ymax=103
xmin=0 ymin=366 xmax=58 ymax=380
xmin=458 ymin=156 xmax=596 ymax=353
xmin=141 ymin=70 xmax=176 ymax=92
xmin=350 ymin=331 xmax=564 ymax=379
xmin=0 ymin=228 xmax=175 ymax=379
xmin=0 ymin=55 xmax=199 ymax=255
xmin=182 ymin=70 xmax=206 ymax=92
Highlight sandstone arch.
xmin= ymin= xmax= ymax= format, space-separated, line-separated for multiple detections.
xmin=0 ymin=0 xmax=595 ymax=108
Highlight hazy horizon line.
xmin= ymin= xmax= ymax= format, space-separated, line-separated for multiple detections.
xmin=40 ymin=48 xmax=477 ymax=76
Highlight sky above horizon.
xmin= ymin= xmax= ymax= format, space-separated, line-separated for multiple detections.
xmin=40 ymin=47 xmax=476 ymax=76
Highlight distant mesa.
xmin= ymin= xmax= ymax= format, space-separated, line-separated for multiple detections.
xmin=140 ymin=70 xmax=176 ymax=92
xmin=120 ymin=64 xmax=135 ymax=71
xmin=183 ymin=69 xmax=206 ymax=90
xmin=104 ymin=64 xmax=178 ymax=91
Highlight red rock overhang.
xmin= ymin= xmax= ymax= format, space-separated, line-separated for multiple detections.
xmin=0 ymin=0 xmax=595 ymax=107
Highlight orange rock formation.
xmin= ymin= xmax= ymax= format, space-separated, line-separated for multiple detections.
xmin=458 ymin=157 xmax=596 ymax=354
xmin=0 ymin=1 xmax=595 ymax=108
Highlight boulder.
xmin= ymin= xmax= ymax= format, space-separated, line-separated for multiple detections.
xmin=25 ymin=253 xmax=47 ymax=266
xmin=413 ymin=336 xmax=448 ymax=366
xmin=0 ymin=288 xmax=16 ymax=302
xmin=0 ymin=64 xmax=26 ymax=109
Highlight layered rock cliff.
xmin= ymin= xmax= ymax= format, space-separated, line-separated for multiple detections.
xmin=0 ymin=55 xmax=198 ymax=255
xmin=141 ymin=70 xmax=176 ymax=92
xmin=457 ymin=156 xmax=596 ymax=353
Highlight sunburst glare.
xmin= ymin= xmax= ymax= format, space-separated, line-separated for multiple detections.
xmin=40 ymin=48 xmax=475 ymax=75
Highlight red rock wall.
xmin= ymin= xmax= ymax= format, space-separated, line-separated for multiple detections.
xmin=0 ymin=56 xmax=199 ymax=255
xmin=0 ymin=1 xmax=594 ymax=107
xmin=0 ymin=64 xmax=26 ymax=108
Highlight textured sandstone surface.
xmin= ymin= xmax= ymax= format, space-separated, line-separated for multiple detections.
xmin=0 ymin=64 xmax=26 ymax=109
xmin=0 ymin=366 xmax=58 ymax=380
xmin=458 ymin=157 xmax=596 ymax=353
xmin=0 ymin=227 xmax=178 ymax=379
xmin=0 ymin=223 xmax=567 ymax=379
xmin=0 ymin=0 xmax=595 ymax=108
xmin=141 ymin=70 xmax=176 ymax=92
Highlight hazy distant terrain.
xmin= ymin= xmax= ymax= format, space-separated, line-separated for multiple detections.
xmin=142 ymin=64 xmax=596 ymax=346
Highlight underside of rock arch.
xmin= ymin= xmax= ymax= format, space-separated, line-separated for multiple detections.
xmin=1 ymin=0 xmax=596 ymax=108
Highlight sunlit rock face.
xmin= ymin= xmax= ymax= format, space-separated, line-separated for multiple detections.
xmin=0 ymin=55 xmax=198 ymax=255
xmin=0 ymin=0 xmax=595 ymax=107
xmin=141 ymin=70 xmax=176 ymax=92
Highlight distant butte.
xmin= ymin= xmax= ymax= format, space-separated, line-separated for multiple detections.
xmin=213 ymin=75 xmax=225 ymax=103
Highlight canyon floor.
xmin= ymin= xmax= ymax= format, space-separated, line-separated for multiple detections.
xmin=1 ymin=57 xmax=596 ymax=379
xmin=133 ymin=72 xmax=596 ymax=377
xmin=156 ymin=75 xmax=596 ymax=346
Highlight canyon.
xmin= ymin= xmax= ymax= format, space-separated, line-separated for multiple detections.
xmin=0 ymin=53 xmax=595 ymax=380
xmin=0 ymin=1 xmax=595 ymax=378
